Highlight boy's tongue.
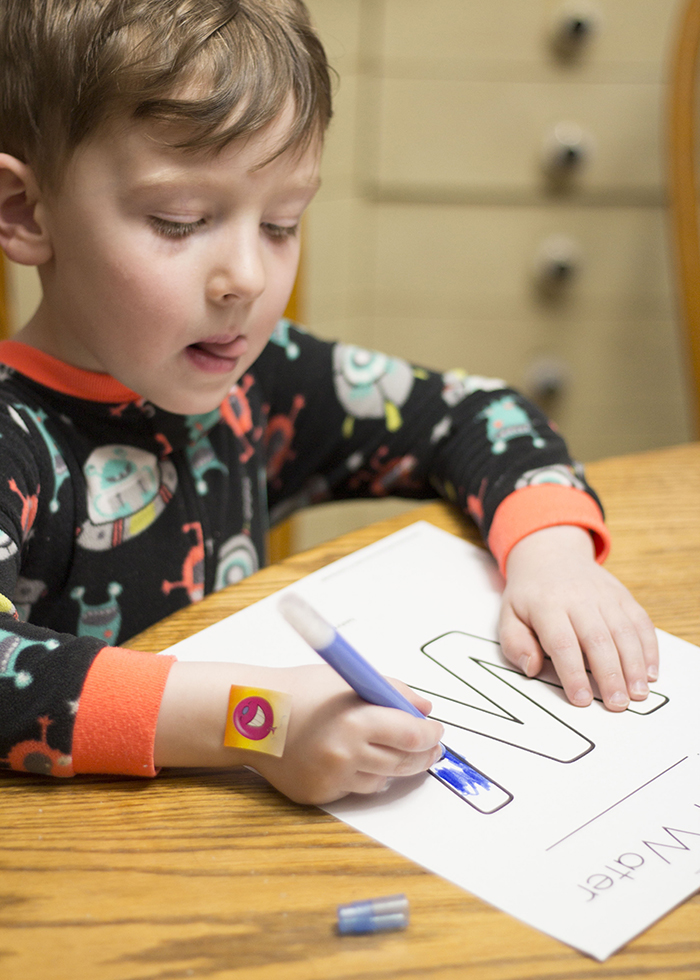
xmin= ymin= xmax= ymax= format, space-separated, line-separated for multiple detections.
xmin=190 ymin=336 xmax=246 ymax=359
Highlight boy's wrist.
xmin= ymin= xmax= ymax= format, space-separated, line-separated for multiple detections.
xmin=153 ymin=661 xmax=285 ymax=769
xmin=505 ymin=524 xmax=596 ymax=579
xmin=487 ymin=483 xmax=610 ymax=576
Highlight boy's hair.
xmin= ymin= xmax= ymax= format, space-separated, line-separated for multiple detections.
xmin=0 ymin=0 xmax=332 ymax=189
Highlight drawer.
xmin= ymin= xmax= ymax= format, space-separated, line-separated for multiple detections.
xmin=544 ymin=314 xmax=692 ymax=459
xmin=364 ymin=312 xmax=690 ymax=463
xmin=380 ymin=0 xmax=677 ymax=77
xmin=371 ymin=204 xmax=672 ymax=321
xmin=367 ymin=313 xmax=540 ymax=389
xmin=370 ymin=77 xmax=663 ymax=195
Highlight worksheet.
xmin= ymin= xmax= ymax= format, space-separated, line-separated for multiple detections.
xmin=163 ymin=522 xmax=700 ymax=960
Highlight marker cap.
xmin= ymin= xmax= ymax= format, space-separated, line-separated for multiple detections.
xmin=336 ymin=894 xmax=409 ymax=935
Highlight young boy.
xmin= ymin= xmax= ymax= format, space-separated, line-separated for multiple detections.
xmin=0 ymin=0 xmax=657 ymax=804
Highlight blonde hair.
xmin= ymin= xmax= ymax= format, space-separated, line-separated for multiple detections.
xmin=0 ymin=0 xmax=332 ymax=188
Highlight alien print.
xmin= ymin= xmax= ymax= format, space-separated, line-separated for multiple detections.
xmin=0 ymin=322 xmax=606 ymax=777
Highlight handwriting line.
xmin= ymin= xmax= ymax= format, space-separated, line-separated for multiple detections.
xmin=546 ymin=756 xmax=689 ymax=852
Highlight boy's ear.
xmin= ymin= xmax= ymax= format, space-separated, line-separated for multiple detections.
xmin=0 ymin=154 xmax=53 ymax=266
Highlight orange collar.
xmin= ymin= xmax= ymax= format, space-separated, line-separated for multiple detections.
xmin=0 ymin=340 xmax=140 ymax=403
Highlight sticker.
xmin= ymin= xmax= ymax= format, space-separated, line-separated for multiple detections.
xmin=223 ymin=685 xmax=292 ymax=757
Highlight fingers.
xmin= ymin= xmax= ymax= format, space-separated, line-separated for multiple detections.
xmin=498 ymin=601 xmax=546 ymax=679
xmin=500 ymin=580 xmax=659 ymax=713
xmin=331 ymin=709 xmax=443 ymax=799
xmin=552 ymin=585 xmax=658 ymax=710
xmin=345 ymin=771 xmax=392 ymax=796
xmin=525 ymin=610 xmax=598 ymax=707
xmin=349 ymin=737 xmax=445 ymax=797
xmin=572 ymin=608 xmax=643 ymax=708
xmin=342 ymin=678 xmax=441 ymax=784
xmin=390 ymin=676 xmax=433 ymax=716
xmin=361 ymin=707 xmax=444 ymax=778
xmin=290 ymin=705 xmax=443 ymax=804
xmin=349 ymin=746 xmax=443 ymax=796
xmin=632 ymin=601 xmax=659 ymax=682
xmin=343 ymin=745 xmax=442 ymax=800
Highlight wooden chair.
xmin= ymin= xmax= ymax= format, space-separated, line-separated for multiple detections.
xmin=266 ymin=270 xmax=302 ymax=562
xmin=668 ymin=0 xmax=700 ymax=436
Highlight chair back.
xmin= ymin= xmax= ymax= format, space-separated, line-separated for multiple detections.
xmin=669 ymin=0 xmax=700 ymax=435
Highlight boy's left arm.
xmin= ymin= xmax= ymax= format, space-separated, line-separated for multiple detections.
xmin=261 ymin=325 xmax=658 ymax=708
xmin=428 ymin=384 xmax=660 ymax=711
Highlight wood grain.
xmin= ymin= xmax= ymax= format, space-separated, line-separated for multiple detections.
xmin=1 ymin=444 xmax=699 ymax=979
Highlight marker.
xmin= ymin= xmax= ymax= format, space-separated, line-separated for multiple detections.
xmin=278 ymin=593 xmax=512 ymax=813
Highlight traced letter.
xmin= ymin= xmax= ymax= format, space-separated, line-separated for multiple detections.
xmin=416 ymin=632 xmax=593 ymax=762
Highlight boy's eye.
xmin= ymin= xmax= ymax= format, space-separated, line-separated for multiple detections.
xmin=262 ymin=223 xmax=299 ymax=241
xmin=149 ymin=216 xmax=206 ymax=238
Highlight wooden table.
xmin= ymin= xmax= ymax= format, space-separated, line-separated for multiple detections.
xmin=2 ymin=443 xmax=699 ymax=979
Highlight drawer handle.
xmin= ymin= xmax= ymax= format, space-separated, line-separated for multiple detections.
xmin=533 ymin=235 xmax=582 ymax=295
xmin=525 ymin=357 xmax=570 ymax=404
xmin=542 ymin=122 xmax=594 ymax=182
xmin=550 ymin=1 xmax=601 ymax=58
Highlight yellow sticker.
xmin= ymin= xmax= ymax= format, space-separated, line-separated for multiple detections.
xmin=223 ymin=685 xmax=292 ymax=757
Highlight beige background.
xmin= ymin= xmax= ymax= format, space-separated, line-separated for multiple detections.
xmin=3 ymin=0 xmax=694 ymax=550
xmin=294 ymin=0 xmax=693 ymax=548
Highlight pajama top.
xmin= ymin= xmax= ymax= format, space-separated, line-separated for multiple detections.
xmin=0 ymin=321 xmax=608 ymax=777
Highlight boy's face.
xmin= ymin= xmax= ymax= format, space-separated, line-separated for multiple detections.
xmin=25 ymin=109 xmax=321 ymax=415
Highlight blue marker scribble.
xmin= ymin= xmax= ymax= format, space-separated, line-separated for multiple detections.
xmin=432 ymin=746 xmax=491 ymax=795
xmin=429 ymin=745 xmax=514 ymax=813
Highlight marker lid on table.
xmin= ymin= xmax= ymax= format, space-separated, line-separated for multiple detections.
xmin=336 ymin=894 xmax=409 ymax=934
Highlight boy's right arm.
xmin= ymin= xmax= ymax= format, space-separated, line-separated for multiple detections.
xmin=0 ymin=385 xmax=440 ymax=795
xmin=0 ymin=422 xmax=177 ymax=778
xmin=153 ymin=661 xmax=443 ymax=805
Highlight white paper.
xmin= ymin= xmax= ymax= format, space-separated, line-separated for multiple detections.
xmin=164 ymin=522 xmax=700 ymax=960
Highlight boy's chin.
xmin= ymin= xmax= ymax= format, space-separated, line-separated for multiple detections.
xmin=145 ymin=384 xmax=236 ymax=417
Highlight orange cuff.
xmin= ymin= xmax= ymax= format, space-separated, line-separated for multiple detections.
xmin=71 ymin=647 xmax=176 ymax=777
xmin=487 ymin=484 xmax=610 ymax=577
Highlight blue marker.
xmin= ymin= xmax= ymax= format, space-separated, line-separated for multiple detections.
xmin=278 ymin=593 xmax=512 ymax=813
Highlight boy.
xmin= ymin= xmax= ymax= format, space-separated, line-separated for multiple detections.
xmin=0 ymin=0 xmax=657 ymax=804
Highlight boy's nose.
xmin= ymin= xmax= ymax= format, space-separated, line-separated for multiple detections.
xmin=206 ymin=235 xmax=265 ymax=304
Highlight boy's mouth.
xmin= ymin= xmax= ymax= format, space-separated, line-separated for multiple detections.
xmin=185 ymin=335 xmax=248 ymax=373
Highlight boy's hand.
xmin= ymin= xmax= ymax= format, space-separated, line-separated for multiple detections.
xmin=499 ymin=525 xmax=658 ymax=711
xmin=253 ymin=665 xmax=444 ymax=805
xmin=155 ymin=661 xmax=443 ymax=806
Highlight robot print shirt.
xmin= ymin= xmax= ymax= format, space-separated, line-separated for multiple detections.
xmin=0 ymin=323 xmax=603 ymax=775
